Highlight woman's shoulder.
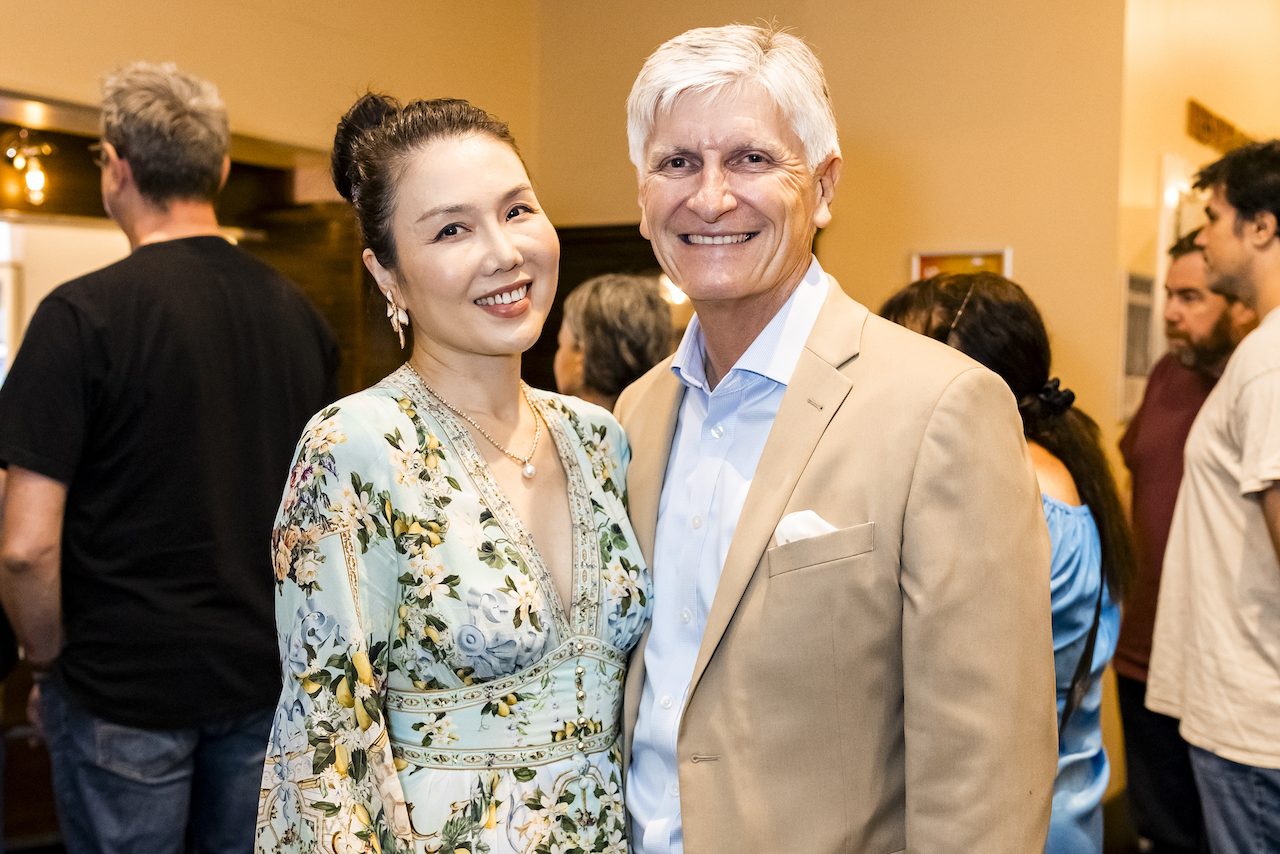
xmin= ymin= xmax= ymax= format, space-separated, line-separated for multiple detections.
xmin=534 ymin=389 xmax=624 ymax=434
xmin=1028 ymin=441 xmax=1081 ymax=507
xmin=306 ymin=384 xmax=408 ymax=436
xmin=292 ymin=380 xmax=421 ymax=471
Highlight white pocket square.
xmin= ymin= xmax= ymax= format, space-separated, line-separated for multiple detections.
xmin=774 ymin=510 xmax=838 ymax=546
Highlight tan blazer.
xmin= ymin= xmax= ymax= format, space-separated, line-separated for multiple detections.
xmin=615 ymin=282 xmax=1058 ymax=853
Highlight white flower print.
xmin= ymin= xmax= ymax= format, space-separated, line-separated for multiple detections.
xmin=305 ymin=416 xmax=346 ymax=456
xmin=258 ymin=385 xmax=652 ymax=853
xmin=409 ymin=552 xmax=450 ymax=602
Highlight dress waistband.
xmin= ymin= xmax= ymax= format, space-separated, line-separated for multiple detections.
xmin=385 ymin=635 xmax=623 ymax=770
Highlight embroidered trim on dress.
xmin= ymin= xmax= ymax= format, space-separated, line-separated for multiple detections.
xmin=392 ymin=367 xmax=600 ymax=643
xmin=392 ymin=730 xmax=617 ymax=770
xmin=338 ymin=528 xmax=364 ymax=630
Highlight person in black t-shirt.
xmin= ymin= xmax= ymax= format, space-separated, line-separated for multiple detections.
xmin=0 ymin=61 xmax=337 ymax=853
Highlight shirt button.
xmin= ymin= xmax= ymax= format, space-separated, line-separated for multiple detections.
xmin=710 ymin=424 xmax=724 ymax=439
xmin=680 ymin=608 xmax=692 ymax=624
xmin=691 ymin=515 xmax=703 ymax=530
xmin=668 ymin=783 xmax=680 ymax=797
xmin=660 ymin=695 xmax=673 ymax=710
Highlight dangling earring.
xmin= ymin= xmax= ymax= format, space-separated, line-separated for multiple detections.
xmin=385 ymin=293 xmax=409 ymax=349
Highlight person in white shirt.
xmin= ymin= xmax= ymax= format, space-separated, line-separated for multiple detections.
xmin=615 ymin=22 xmax=1058 ymax=853
xmin=1146 ymin=140 xmax=1280 ymax=853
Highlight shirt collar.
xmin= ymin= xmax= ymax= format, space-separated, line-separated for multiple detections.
xmin=670 ymin=256 xmax=830 ymax=392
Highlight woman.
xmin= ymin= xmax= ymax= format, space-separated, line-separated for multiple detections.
xmin=881 ymin=273 xmax=1134 ymax=854
xmin=553 ymin=273 xmax=673 ymax=411
xmin=256 ymin=94 xmax=651 ymax=854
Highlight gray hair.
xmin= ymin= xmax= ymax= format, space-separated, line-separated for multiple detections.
xmin=626 ymin=23 xmax=840 ymax=171
xmin=100 ymin=61 xmax=229 ymax=205
xmin=563 ymin=273 xmax=673 ymax=398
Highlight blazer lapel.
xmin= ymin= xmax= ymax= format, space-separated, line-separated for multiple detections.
xmin=620 ymin=364 xmax=683 ymax=759
xmin=623 ymin=364 xmax=683 ymax=565
xmin=686 ymin=282 xmax=868 ymax=698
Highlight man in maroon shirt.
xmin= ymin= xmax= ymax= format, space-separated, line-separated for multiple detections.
xmin=1117 ymin=229 xmax=1256 ymax=853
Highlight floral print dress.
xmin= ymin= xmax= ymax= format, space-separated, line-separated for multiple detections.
xmin=256 ymin=365 xmax=652 ymax=854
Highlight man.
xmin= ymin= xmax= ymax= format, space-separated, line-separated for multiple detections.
xmin=1146 ymin=140 xmax=1280 ymax=852
xmin=0 ymin=62 xmax=337 ymax=852
xmin=616 ymin=24 xmax=1058 ymax=853
xmin=1117 ymin=230 xmax=1256 ymax=853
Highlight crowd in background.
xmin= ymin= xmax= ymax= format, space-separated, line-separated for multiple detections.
xmin=0 ymin=22 xmax=1277 ymax=854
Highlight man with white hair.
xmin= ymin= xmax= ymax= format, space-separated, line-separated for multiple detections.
xmin=616 ymin=24 xmax=1058 ymax=852
xmin=0 ymin=62 xmax=336 ymax=851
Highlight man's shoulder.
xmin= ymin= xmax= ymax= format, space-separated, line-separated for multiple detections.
xmin=1222 ymin=314 xmax=1280 ymax=393
xmin=44 ymin=251 xmax=146 ymax=306
xmin=848 ymin=310 xmax=986 ymax=385
xmin=807 ymin=283 xmax=978 ymax=379
xmin=615 ymin=355 xmax=677 ymax=425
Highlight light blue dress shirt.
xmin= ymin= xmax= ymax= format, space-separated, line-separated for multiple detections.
xmin=627 ymin=258 xmax=829 ymax=854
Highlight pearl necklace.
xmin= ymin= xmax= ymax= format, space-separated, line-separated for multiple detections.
xmin=411 ymin=368 xmax=541 ymax=479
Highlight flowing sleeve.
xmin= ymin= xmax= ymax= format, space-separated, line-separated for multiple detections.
xmin=256 ymin=401 xmax=413 ymax=853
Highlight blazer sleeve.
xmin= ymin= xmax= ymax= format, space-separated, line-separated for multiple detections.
xmin=899 ymin=366 xmax=1058 ymax=852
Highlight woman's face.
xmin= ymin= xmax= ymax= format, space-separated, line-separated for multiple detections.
xmin=365 ymin=133 xmax=559 ymax=363
xmin=553 ymin=318 xmax=584 ymax=395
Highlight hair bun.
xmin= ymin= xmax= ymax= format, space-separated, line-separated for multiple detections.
xmin=331 ymin=92 xmax=401 ymax=203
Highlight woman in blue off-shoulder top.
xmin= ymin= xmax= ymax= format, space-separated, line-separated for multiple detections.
xmin=882 ymin=273 xmax=1134 ymax=854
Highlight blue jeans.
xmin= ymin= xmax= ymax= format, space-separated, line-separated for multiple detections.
xmin=1189 ymin=744 xmax=1280 ymax=854
xmin=39 ymin=675 xmax=271 ymax=854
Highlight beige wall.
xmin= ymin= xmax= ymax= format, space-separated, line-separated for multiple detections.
xmin=538 ymin=0 xmax=1127 ymax=438
xmin=2 ymin=0 xmax=541 ymax=155
xmin=5 ymin=4 xmax=1129 ymax=456
xmin=1120 ymin=0 xmax=1280 ymax=278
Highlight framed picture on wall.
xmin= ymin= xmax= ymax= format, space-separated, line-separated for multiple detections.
xmin=910 ymin=247 xmax=1013 ymax=280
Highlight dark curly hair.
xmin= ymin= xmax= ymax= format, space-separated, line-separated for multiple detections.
xmin=1194 ymin=139 xmax=1280 ymax=227
xmin=880 ymin=272 xmax=1133 ymax=598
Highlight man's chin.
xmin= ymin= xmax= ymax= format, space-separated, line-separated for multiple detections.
xmin=1169 ymin=344 xmax=1197 ymax=370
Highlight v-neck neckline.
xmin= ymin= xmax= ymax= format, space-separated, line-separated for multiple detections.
xmin=391 ymin=366 xmax=602 ymax=640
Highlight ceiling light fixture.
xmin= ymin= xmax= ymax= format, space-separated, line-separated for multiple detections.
xmin=1 ymin=128 xmax=54 ymax=205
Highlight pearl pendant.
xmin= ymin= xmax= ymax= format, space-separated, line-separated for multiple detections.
xmin=522 ymin=462 xmax=536 ymax=479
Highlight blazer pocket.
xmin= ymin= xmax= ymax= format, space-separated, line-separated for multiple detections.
xmin=767 ymin=521 xmax=876 ymax=576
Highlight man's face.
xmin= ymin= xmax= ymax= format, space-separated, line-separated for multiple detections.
xmin=1163 ymin=251 xmax=1235 ymax=372
xmin=636 ymin=83 xmax=838 ymax=318
xmin=1196 ymin=185 xmax=1254 ymax=301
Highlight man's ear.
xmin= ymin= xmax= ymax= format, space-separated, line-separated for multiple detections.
xmin=218 ymin=156 xmax=231 ymax=192
xmin=637 ymin=178 xmax=652 ymax=241
xmin=812 ymin=155 xmax=842 ymax=230
xmin=1244 ymin=208 xmax=1279 ymax=248
xmin=104 ymin=145 xmax=131 ymax=195
xmin=363 ymin=248 xmax=403 ymax=307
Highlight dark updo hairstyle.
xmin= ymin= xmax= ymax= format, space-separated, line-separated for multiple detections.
xmin=331 ymin=93 xmax=520 ymax=269
xmin=879 ymin=272 xmax=1133 ymax=598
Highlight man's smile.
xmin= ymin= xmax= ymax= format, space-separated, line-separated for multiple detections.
xmin=681 ymin=233 xmax=757 ymax=245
